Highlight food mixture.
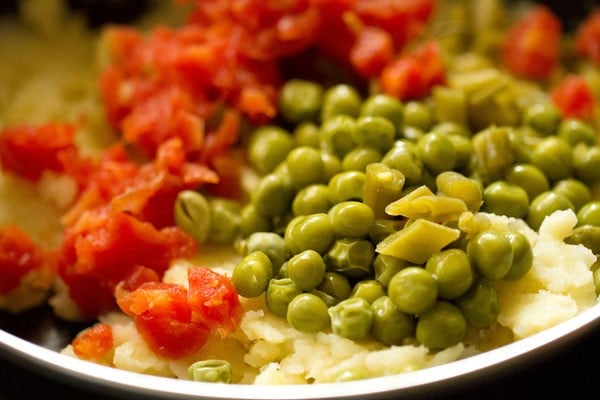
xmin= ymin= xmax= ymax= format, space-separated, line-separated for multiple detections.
xmin=1 ymin=0 xmax=600 ymax=385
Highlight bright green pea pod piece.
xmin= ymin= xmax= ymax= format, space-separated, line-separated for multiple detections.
xmin=472 ymin=126 xmax=515 ymax=185
xmin=385 ymin=185 xmax=467 ymax=222
xmin=376 ymin=219 xmax=460 ymax=264
xmin=436 ymin=171 xmax=483 ymax=213
xmin=363 ymin=163 xmax=405 ymax=219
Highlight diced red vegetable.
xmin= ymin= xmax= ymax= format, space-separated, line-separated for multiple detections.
xmin=72 ymin=322 xmax=114 ymax=360
xmin=551 ymin=74 xmax=596 ymax=120
xmin=575 ymin=9 xmax=600 ymax=65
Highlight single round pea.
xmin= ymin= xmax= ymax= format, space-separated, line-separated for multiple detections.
xmin=430 ymin=122 xmax=471 ymax=138
xmin=342 ymin=147 xmax=382 ymax=172
xmin=208 ymin=198 xmax=241 ymax=243
xmin=466 ymin=231 xmax=513 ymax=280
xmin=292 ymin=184 xmax=332 ymax=216
xmin=482 ymin=181 xmax=529 ymax=218
xmin=248 ymin=125 xmax=295 ymax=175
xmin=278 ymin=79 xmax=323 ymax=123
xmin=293 ymin=121 xmax=321 ymax=148
xmin=381 ymin=141 xmax=424 ymax=186
xmin=350 ymin=280 xmax=385 ymax=304
xmin=552 ymin=179 xmax=591 ymax=211
xmin=388 ymin=267 xmax=439 ymax=315
xmin=530 ymin=137 xmax=573 ymax=182
xmin=286 ymin=293 xmax=330 ymax=333
xmin=252 ymin=173 xmax=295 ymax=217
xmin=505 ymin=163 xmax=550 ymax=201
xmin=320 ymin=115 xmax=358 ymax=158
xmin=522 ymin=102 xmax=561 ymax=136
xmin=239 ymin=204 xmax=272 ymax=237
xmin=416 ymin=132 xmax=457 ymax=175
xmin=245 ymin=232 xmax=287 ymax=274
xmin=188 ymin=359 xmax=232 ymax=383
xmin=360 ymin=93 xmax=404 ymax=133
xmin=415 ymin=301 xmax=466 ymax=350
xmin=354 ymin=116 xmax=396 ymax=153
xmin=321 ymin=152 xmax=343 ymax=181
xmin=321 ymin=84 xmax=362 ymax=121
xmin=328 ymin=201 xmax=375 ymax=238
xmin=577 ymin=201 xmax=600 ymax=227
xmin=284 ymin=213 xmax=336 ymax=255
xmin=504 ymin=232 xmax=533 ymax=280
xmin=425 ymin=248 xmax=473 ymax=300
xmin=565 ymin=225 xmax=600 ymax=255
xmin=326 ymin=238 xmax=375 ymax=279
xmin=266 ymin=278 xmax=303 ymax=318
xmin=557 ymin=118 xmax=596 ymax=146
xmin=232 ymin=251 xmax=273 ymax=298
xmin=373 ymin=253 xmax=409 ymax=287
xmin=327 ymin=170 xmax=366 ymax=203
xmin=174 ymin=190 xmax=211 ymax=243
xmin=527 ymin=191 xmax=575 ymax=231
xmin=287 ymin=249 xmax=327 ymax=291
xmin=455 ymin=279 xmax=499 ymax=328
xmin=286 ymin=146 xmax=326 ymax=189
xmin=370 ymin=296 xmax=415 ymax=346
xmin=574 ymin=145 xmax=600 ymax=185
xmin=317 ymin=272 xmax=352 ymax=304
xmin=369 ymin=218 xmax=405 ymax=245
xmin=447 ymin=134 xmax=475 ymax=172
xmin=403 ymin=101 xmax=432 ymax=131
xmin=328 ymin=297 xmax=373 ymax=339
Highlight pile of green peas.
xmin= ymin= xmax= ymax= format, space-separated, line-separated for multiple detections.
xmin=175 ymin=79 xmax=600 ymax=351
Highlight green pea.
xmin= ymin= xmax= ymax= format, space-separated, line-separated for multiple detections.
xmin=174 ymin=190 xmax=211 ymax=243
xmin=565 ymin=225 xmax=600 ymax=255
xmin=286 ymin=146 xmax=326 ymax=189
xmin=522 ymin=102 xmax=561 ymax=136
xmin=415 ymin=301 xmax=466 ymax=350
xmin=370 ymin=296 xmax=415 ymax=346
xmin=284 ymin=213 xmax=335 ymax=255
xmin=403 ymin=101 xmax=432 ymax=131
xmin=482 ymin=181 xmax=529 ymax=218
xmin=446 ymin=134 xmax=475 ymax=173
xmin=317 ymin=272 xmax=352 ymax=304
xmin=232 ymin=251 xmax=273 ymax=298
xmin=373 ymin=253 xmax=409 ymax=287
xmin=425 ymin=248 xmax=473 ymax=300
xmin=430 ymin=122 xmax=471 ymax=138
xmin=354 ymin=116 xmax=396 ymax=153
xmin=327 ymin=170 xmax=366 ymax=203
xmin=321 ymin=152 xmax=343 ymax=181
xmin=360 ymin=93 xmax=404 ymax=133
xmin=208 ymin=198 xmax=241 ymax=243
xmin=321 ymin=84 xmax=362 ymax=121
xmin=248 ymin=125 xmax=295 ymax=175
xmin=287 ymin=250 xmax=327 ymax=291
xmin=266 ymin=278 xmax=303 ymax=318
xmin=505 ymin=163 xmax=550 ymax=201
xmin=594 ymin=269 xmax=600 ymax=295
xmin=388 ymin=267 xmax=438 ymax=315
xmin=455 ymin=279 xmax=499 ymax=328
xmin=368 ymin=218 xmax=405 ymax=244
xmin=293 ymin=121 xmax=321 ymax=148
xmin=188 ymin=359 xmax=232 ymax=383
xmin=350 ymin=280 xmax=385 ymax=304
xmin=577 ymin=201 xmax=600 ymax=227
xmin=416 ymin=132 xmax=457 ymax=175
xmin=321 ymin=115 xmax=358 ymax=158
xmin=252 ymin=173 xmax=295 ymax=217
xmin=328 ymin=201 xmax=375 ymax=238
xmin=341 ymin=147 xmax=382 ymax=172
xmin=292 ymin=184 xmax=332 ymax=216
xmin=245 ymin=232 xmax=287 ymax=274
xmin=527 ymin=191 xmax=575 ymax=231
xmin=552 ymin=179 xmax=591 ymax=211
xmin=326 ymin=238 xmax=375 ymax=279
xmin=466 ymin=231 xmax=513 ymax=280
xmin=381 ymin=141 xmax=424 ymax=186
xmin=530 ymin=137 xmax=573 ymax=182
xmin=504 ymin=232 xmax=533 ymax=280
xmin=286 ymin=293 xmax=330 ymax=333
xmin=557 ymin=118 xmax=596 ymax=146
xmin=573 ymin=145 xmax=600 ymax=185
xmin=239 ymin=204 xmax=272 ymax=237
xmin=278 ymin=79 xmax=323 ymax=123
xmin=328 ymin=297 xmax=373 ymax=340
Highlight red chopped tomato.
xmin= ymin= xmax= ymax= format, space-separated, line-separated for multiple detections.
xmin=575 ymin=9 xmax=600 ymax=65
xmin=551 ymin=74 xmax=596 ymax=120
xmin=350 ymin=26 xmax=395 ymax=78
xmin=380 ymin=40 xmax=445 ymax=100
xmin=0 ymin=122 xmax=80 ymax=181
xmin=118 ymin=281 xmax=211 ymax=359
xmin=187 ymin=267 xmax=242 ymax=336
xmin=58 ymin=210 xmax=197 ymax=319
xmin=72 ymin=322 xmax=114 ymax=360
xmin=501 ymin=5 xmax=562 ymax=79
xmin=0 ymin=225 xmax=54 ymax=295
